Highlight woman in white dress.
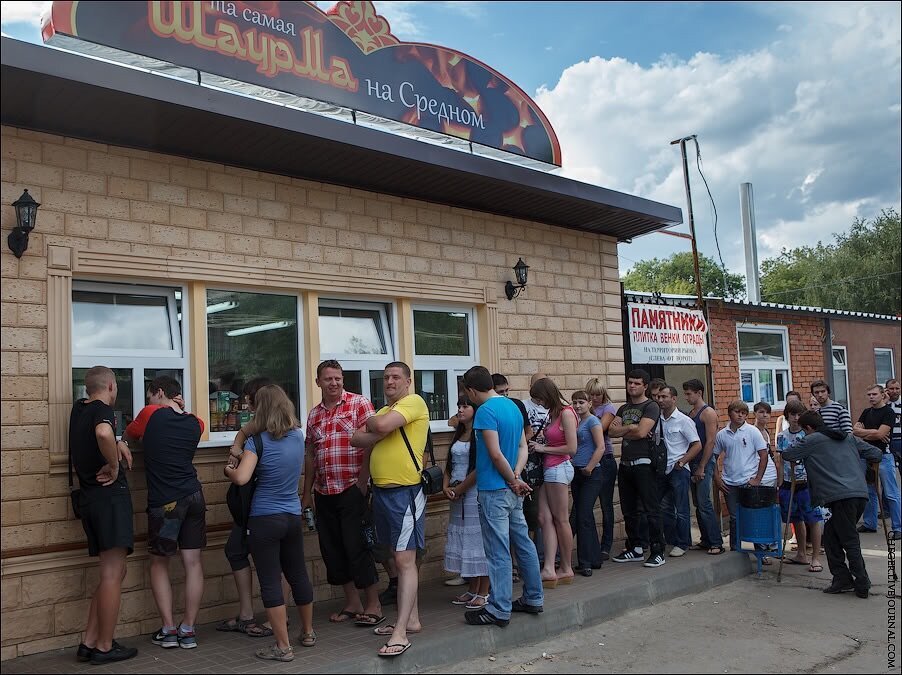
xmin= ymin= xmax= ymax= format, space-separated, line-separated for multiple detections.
xmin=442 ymin=397 xmax=489 ymax=609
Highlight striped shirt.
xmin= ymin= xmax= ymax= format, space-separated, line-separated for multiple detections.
xmin=889 ymin=398 xmax=901 ymax=442
xmin=818 ymin=401 xmax=852 ymax=435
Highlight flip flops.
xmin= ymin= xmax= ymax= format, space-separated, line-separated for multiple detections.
xmin=374 ymin=624 xmax=421 ymax=636
xmin=354 ymin=613 xmax=386 ymax=627
xmin=808 ymin=563 xmax=824 ymax=573
xmin=377 ymin=642 xmax=411 ymax=658
xmin=782 ymin=558 xmax=807 ymax=565
xmin=329 ymin=610 xmax=358 ymax=623
xmin=707 ymin=546 xmax=726 ymax=555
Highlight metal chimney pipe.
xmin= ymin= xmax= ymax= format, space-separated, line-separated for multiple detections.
xmin=739 ymin=182 xmax=760 ymax=303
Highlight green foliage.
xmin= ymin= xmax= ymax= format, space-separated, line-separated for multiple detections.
xmin=621 ymin=252 xmax=746 ymax=298
xmin=760 ymin=209 xmax=901 ymax=315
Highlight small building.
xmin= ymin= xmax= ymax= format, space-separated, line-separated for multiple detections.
xmin=625 ymin=291 xmax=901 ymax=424
xmin=0 ymin=1 xmax=680 ymax=659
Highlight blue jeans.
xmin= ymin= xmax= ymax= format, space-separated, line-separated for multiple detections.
xmin=597 ymin=455 xmax=617 ymax=554
xmin=862 ymin=453 xmax=901 ymax=531
xmin=477 ymin=489 xmax=544 ymax=620
xmin=570 ymin=464 xmax=602 ymax=568
xmin=658 ymin=468 xmax=692 ymax=550
xmin=690 ymin=457 xmax=723 ymax=547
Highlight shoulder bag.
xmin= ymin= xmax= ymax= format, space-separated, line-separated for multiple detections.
xmin=226 ymin=434 xmax=265 ymax=532
xmin=400 ymin=426 xmax=443 ymax=495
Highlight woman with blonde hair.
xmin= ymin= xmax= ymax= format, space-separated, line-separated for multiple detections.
xmin=584 ymin=377 xmax=618 ymax=561
xmin=528 ymin=378 xmax=578 ymax=586
xmin=224 ymin=385 xmax=314 ymax=662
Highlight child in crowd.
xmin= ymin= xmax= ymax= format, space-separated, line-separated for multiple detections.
xmin=443 ymin=397 xmax=490 ymax=609
xmin=775 ymin=400 xmax=824 ymax=573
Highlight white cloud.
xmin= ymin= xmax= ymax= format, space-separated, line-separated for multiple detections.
xmin=0 ymin=1 xmax=49 ymax=25
xmin=535 ymin=2 xmax=902 ymax=276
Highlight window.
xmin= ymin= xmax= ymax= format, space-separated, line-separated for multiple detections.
xmin=832 ymin=347 xmax=849 ymax=411
xmin=71 ymin=281 xmax=186 ymax=432
xmin=737 ymin=326 xmax=791 ymax=406
xmin=875 ymin=348 xmax=895 ymax=385
xmin=413 ymin=306 xmax=477 ymax=424
xmin=319 ymin=300 xmax=394 ymax=410
xmin=207 ymin=289 xmax=300 ymax=435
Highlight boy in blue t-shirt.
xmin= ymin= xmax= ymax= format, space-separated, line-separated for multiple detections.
xmin=462 ymin=366 xmax=543 ymax=628
xmin=776 ymin=400 xmax=824 ymax=572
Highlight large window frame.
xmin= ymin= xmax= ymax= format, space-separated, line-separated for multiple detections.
xmin=412 ymin=304 xmax=478 ymax=429
xmin=875 ymin=348 xmax=896 ymax=385
xmin=205 ymin=288 xmax=306 ymax=444
xmin=71 ymin=280 xmax=189 ymax=434
xmin=737 ymin=324 xmax=792 ymax=407
xmin=318 ymin=299 xmax=396 ymax=410
xmin=832 ymin=346 xmax=849 ymax=411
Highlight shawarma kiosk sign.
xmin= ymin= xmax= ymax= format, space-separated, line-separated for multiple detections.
xmin=41 ymin=0 xmax=562 ymax=166
xmin=627 ymin=303 xmax=709 ymax=365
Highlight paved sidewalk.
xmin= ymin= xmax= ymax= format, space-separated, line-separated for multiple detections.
xmin=2 ymin=551 xmax=751 ymax=674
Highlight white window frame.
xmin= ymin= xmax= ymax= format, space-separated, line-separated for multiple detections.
xmin=737 ymin=324 xmax=792 ymax=407
xmin=318 ymin=299 xmax=396 ymax=409
xmin=875 ymin=348 xmax=896 ymax=384
xmin=72 ymin=280 xmax=189 ymax=433
xmin=206 ymin=287 xmax=305 ymax=443
xmin=412 ymin=305 xmax=478 ymax=430
xmin=832 ymin=346 xmax=849 ymax=411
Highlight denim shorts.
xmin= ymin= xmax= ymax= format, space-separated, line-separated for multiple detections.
xmin=779 ymin=485 xmax=823 ymax=525
xmin=544 ymin=460 xmax=575 ymax=485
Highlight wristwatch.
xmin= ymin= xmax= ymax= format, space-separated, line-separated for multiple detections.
xmin=118 ymin=438 xmax=129 ymax=447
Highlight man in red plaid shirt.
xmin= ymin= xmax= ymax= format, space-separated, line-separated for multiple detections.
xmin=302 ymin=360 xmax=383 ymax=625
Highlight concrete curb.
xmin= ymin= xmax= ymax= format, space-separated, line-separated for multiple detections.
xmin=323 ymin=553 xmax=754 ymax=674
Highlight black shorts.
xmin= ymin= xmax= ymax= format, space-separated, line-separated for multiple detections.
xmin=79 ymin=487 xmax=134 ymax=557
xmin=147 ymin=489 xmax=207 ymax=556
xmin=224 ymin=523 xmax=251 ymax=572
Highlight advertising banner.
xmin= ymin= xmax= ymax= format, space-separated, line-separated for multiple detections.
xmin=42 ymin=1 xmax=562 ymax=166
xmin=627 ymin=303 xmax=709 ymax=365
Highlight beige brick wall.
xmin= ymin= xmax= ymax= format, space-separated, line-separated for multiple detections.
xmin=0 ymin=126 xmax=627 ymax=659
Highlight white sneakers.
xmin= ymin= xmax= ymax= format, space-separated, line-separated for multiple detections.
xmin=444 ymin=575 xmax=467 ymax=586
xmin=669 ymin=546 xmax=687 ymax=557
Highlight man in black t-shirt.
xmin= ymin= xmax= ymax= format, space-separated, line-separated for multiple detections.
xmin=853 ymin=384 xmax=900 ymax=538
xmin=125 ymin=376 xmax=206 ymax=648
xmin=608 ymin=369 xmax=666 ymax=568
xmin=69 ymin=366 xmax=138 ymax=665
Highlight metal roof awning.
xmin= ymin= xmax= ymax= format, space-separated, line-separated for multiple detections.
xmin=1 ymin=38 xmax=681 ymax=240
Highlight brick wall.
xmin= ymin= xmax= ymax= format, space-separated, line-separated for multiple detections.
xmin=0 ymin=126 xmax=627 ymax=658
xmin=831 ymin=318 xmax=902 ymax=421
xmin=707 ymin=302 xmax=826 ymax=424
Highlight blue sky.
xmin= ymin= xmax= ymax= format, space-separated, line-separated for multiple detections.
xmin=2 ymin=1 xmax=900 ymax=291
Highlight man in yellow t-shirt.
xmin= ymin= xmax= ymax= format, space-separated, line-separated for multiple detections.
xmin=352 ymin=362 xmax=429 ymax=658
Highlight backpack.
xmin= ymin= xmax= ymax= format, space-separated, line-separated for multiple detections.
xmin=649 ymin=407 xmax=667 ymax=475
xmin=226 ymin=434 xmax=264 ymax=531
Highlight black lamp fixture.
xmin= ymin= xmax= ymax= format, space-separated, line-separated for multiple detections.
xmin=8 ymin=189 xmax=40 ymax=258
xmin=504 ymin=257 xmax=529 ymax=300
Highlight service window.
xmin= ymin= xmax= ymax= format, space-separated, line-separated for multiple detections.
xmin=737 ymin=326 xmax=792 ymax=407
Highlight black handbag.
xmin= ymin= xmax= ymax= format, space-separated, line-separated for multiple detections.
xmin=647 ymin=402 xmax=667 ymax=475
xmin=521 ymin=416 xmax=550 ymax=489
xmin=400 ymin=426 xmax=442 ymax=495
xmin=226 ymin=434 xmax=264 ymax=531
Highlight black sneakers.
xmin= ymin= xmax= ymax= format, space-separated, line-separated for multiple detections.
xmin=510 ymin=598 xmax=543 ymax=614
xmin=611 ymin=548 xmax=644 ymax=563
xmin=76 ymin=643 xmax=94 ymax=662
xmin=822 ymin=581 xmax=854 ymax=594
xmin=90 ymin=641 xmax=138 ymax=665
xmin=855 ymin=587 xmax=870 ymax=599
xmin=379 ymin=581 xmax=398 ymax=606
xmin=464 ymin=607 xmax=509 ymax=627
xmin=643 ymin=553 xmax=666 ymax=568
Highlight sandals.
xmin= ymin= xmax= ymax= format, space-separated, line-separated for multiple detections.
xmin=808 ymin=563 xmax=824 ymax=573
xmin=707 ymin=546 xmax=726 ymax=556
xmin=452 ymin=591 xmax=476 ymax=605
xmin=329 ymin=610 xmax=358 ymax=623
xmin=374 ymin=624 xmax=421 ymax=636
xmin=465 ymin=594 xmax=489 ymax=609
xmin=255 ymin=644 xmax=294 ymax=662
xmin=299 ymin=631 xmax=317 ymax=648
xmin=216 ymin=617 xmax=273 ymax=637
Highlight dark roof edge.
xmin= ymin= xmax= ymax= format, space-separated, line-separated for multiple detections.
xmin=1 ymin=38 xmax=682 ymax=234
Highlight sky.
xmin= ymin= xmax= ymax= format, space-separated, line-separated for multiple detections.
xmin=2 ymin=1 xmax=900 ymax=287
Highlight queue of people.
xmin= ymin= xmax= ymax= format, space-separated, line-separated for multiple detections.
xmin=67 ymin=364 xmax=900 ymax=664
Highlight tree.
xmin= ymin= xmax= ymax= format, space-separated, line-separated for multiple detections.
xmin=621 ymin=252 xmax=746 ymax=298
xmin=759 ymin=209 xmax=901 ymax=315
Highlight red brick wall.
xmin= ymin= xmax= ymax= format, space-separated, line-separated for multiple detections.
xmin=707 ymin=302 xmax=826 ymax=425
xmin=831 ymin=319 xmax=902 ymax=422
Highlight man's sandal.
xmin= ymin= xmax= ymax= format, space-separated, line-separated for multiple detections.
xmin=299 ymin=631 xmax=317 ymax=648
xmin=216 ymin=617 xmax=273 ymax=637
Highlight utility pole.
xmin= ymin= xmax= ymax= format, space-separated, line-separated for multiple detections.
xmin=670 ymin=135 xmax=704 ymax=309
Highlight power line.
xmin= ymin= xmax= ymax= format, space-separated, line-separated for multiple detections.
xmin=692 ymin=138 xmax=728 ymax=296
xmin=761 ymin=270 xmax=902 ymax=298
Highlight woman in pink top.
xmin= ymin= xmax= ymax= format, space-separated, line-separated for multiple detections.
xmin=528 ymin=378 xmax=578 ymax=586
